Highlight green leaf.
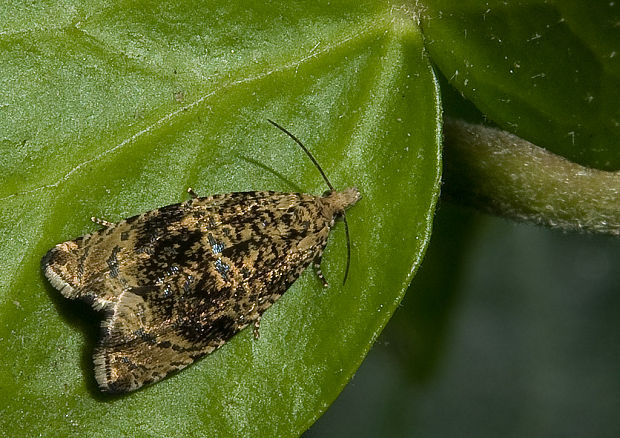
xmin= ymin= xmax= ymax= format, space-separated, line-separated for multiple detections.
xmin=0 ymin=1 xmax=441 ymax=436
xmin=419 ymin=0 xmax=620 ymax=170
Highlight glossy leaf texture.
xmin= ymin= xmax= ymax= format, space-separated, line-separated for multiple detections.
xmin=0 ymin=1 xmax=441 ymax=436
xmin=418 ymin=0 xmax=620 ymax=170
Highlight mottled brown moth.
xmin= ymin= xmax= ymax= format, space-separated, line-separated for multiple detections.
xmin=41 ymin=120 xmax=360 ymax=393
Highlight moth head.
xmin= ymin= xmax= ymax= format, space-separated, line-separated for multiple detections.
xmin=322 ymin=187 xmax=361 ymax=216
xmin=318 ymin=187 xmax=361 ymax=286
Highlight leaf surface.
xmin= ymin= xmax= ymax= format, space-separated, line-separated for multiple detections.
xmin=419 ymin=0 xmax=620 ymax=169
xmin=0 ymin=2 xmax=441 ymax=436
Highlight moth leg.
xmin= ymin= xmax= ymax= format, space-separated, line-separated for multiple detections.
xmin=313 ymin=254 xmax=329 ymax=288
xmin=91 ymin=217 xmax=114 ymax=228
xmin=187 ymin=187 xmax=199 ymax=199
xmin=253 ymin=316 xmax=261 ymax=340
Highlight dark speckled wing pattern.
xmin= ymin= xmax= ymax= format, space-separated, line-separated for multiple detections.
xmin=42 ymin=189 xmax=360 ymax=393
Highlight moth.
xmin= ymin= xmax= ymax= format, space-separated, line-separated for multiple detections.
xmin=41 ymin=120 xmax=360 ymax=393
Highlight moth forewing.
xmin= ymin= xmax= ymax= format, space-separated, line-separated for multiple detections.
xmin=42 ymin=123 xmax=360 ymax=393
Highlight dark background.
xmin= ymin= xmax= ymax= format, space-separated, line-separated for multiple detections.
xmin=307 ymin=201 xmax=620 ymax=437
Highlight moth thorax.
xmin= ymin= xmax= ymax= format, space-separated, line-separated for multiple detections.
xmin=322 ymin=187 xmax=361 ymax=216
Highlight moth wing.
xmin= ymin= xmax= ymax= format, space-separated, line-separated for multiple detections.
xmin=42 ymin=192 xmax=327 ymax=310
xmin=42 ymin=203 xmax=201 ymax=310
xmin=42 ymin=192 xmax=336 ymax=392
xmin=42 ymin=232 xmax=125 ymax=310
xmin=94 ymin=280 xmax=234 ymax=393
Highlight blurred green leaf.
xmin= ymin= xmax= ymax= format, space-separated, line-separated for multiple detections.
xmin=419 ymin=0 xmax=620 ymax=170
xmin=0 ymin=1 xmax=440 ymax=436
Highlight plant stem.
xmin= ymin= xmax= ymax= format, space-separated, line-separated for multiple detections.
xmin=442 ymin=119 xmax=620 ymax=236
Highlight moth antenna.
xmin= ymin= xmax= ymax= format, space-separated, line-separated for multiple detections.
xmin=342 ymin=214 xmax=351 ymax=286
xmin=267 ymin=119 xmax=352 ymax=286
xmin=267 ymin=119 xmax=335 ymax=191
